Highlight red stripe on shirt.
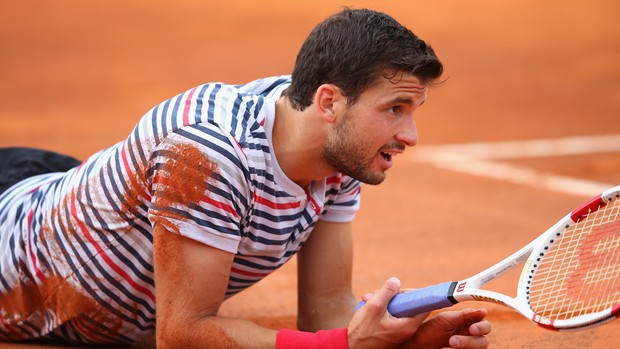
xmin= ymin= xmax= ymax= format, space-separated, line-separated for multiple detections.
xmin=120 ymin=141 xmax=151 ymax=202
xmin=27 ymin=184 xmax=44 ymax=194
xmin=183 ymin=87 xmax=198 ymax=127
xmin=255 ymin=194 xmax=301 ymax=210
xmin=304 ymin=188 xmax=321 ymax=215
xmin=202 ymin=195 xmax=239 ymax=219
xmin=70 ymin=189 xmax=156 ymax=303
xmin=231 ymin=267 xmax=268 ymax=277
xmin=230 ymin=136 xmax=248 ymax=161
xmin=326 ymin=175 xmax=341 ymax=185
xmin=120 ymin=142 xmax=132 ymax=179
xmin=27 ymin=209 xmax=46 ymax=282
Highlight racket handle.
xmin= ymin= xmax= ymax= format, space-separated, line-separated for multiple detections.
xmin=356 ymin=281 xmax=458 ymax=317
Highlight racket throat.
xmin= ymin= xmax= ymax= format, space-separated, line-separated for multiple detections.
xmin=447 ymin=281 xmax=459 ymax=304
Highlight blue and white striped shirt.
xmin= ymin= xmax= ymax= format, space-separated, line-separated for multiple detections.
xmin=0 ymin=76 xmax=361 ymax=344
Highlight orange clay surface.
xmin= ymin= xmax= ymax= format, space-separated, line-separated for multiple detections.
xmin=1 ymin=0 xmax=619 ymax=348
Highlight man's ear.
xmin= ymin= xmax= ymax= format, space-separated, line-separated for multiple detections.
xmin=314 ymin=84 xmax=344 ymax=123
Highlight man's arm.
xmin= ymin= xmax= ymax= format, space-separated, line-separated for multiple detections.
xmin=153 ymin=223 xmax=277 ymax=348
xmin=296 ymin=220 xmax=357 ymax=331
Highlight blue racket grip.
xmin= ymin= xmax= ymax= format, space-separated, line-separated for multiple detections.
xmin=356 ymin=281 xmax=458 ymax=317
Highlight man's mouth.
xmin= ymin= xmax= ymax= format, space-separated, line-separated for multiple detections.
xmin=379 ymin=146 xmax=405 ymax=163
xmin=380 ymin=152 xmax=393 ymax=162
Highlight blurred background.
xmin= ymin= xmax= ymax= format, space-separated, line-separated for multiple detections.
xmin=2 ymin=1 xmax=619 ymax=156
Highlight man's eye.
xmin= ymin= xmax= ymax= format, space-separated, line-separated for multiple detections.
xmin=388 ymin=106 xmax=400 ymax=115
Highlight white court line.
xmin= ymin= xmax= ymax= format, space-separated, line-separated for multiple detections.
xmin=410 ymin=134 xmax=620 ymax=162
xmin=408 ymin=134 xmax=620 ymax=197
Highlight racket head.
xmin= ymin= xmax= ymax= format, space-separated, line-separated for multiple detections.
xmin=519 ymin=185 xmax=620 ymax=330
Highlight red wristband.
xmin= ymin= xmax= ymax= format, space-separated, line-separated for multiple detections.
xmin=276 ymin=328 xmax=349 ymax=349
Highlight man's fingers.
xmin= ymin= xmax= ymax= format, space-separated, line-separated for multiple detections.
xmin=449 ymin=334 xmax=490 ymax=349
xmin=470 ymin=319 xmax=491 ymax=336
xmin=460 ymin=308 xmax=488 ymax=322
xmin=460 ymin=309 xmax=491 ymax=336
xmin=448 ymin=308 xmax=491 ymax=348
xmin=361 ymin=292 xmax=374 ymax=302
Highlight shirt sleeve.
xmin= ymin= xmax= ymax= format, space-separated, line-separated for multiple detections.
xmin=146 ymin=126 xmax=251 ymax=254
xmin=319 ymin=175 xmax=361 ymax=223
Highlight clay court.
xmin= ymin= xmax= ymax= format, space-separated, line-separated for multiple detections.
xmin=1 ymin=0 xmax=619 ymax=347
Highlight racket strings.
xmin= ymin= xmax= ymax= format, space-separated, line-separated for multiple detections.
xmin=529 ymin=197 xmax=620 ymax=321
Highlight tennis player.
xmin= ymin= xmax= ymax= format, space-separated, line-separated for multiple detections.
xmin=0 ymin=8 xmax=490 ymax=348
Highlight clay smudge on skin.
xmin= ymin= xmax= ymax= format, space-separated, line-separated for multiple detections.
xmin=154 ymin=230 xmax=240 ymax=349
xmin=163 ymin=314 xmax=241 ymax=349
xmin=150 ymin=143 xmax=241 ymax=347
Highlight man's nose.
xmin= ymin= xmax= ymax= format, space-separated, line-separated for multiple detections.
xmin=396 ymin=116 xmax=418 ymax=147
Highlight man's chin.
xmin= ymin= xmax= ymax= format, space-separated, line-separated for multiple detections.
xmin=362 ymin=178 xmax=386 ymax=185
xmin=355 ymin=172 xmax=386 ymax=185
xmin=336 ymin=163 xmax=387 ymax=185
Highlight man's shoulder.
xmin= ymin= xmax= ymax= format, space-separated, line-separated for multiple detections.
xmin=184 ymin=75 xmax=291 ymax=119
xmin=190 ymin=75 xmax=291 ymax=99
xmin=233 ymin=75 xmax=291 ymax=97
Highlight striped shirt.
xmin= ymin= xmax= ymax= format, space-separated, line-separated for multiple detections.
xmin=0 ymin=76 xmax=361 ymax=344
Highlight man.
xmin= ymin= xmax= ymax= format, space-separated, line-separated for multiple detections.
xmin=0 ymin=8 xmax=491 ymax=348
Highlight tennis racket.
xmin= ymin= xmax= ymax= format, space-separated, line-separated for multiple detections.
xmin=357 ymin=185 xmax=620 ymax=331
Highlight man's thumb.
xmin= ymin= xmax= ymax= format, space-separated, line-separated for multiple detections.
xmin=372 ymin=277 xmax=400 ymax=306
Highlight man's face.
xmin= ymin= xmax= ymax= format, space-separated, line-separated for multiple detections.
xmin=322 ymin=73 xmax=428 ymax=185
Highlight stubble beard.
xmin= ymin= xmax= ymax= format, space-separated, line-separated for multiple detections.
xmin=322 ymin=111 xmax=386 ymax=185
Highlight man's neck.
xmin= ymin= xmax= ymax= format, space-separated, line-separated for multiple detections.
xmin=272 ymin=97 xmax=335 ymax=187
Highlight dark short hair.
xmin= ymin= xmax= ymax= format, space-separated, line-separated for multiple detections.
xmin=286 ymin=8 xmax=443 ymax=111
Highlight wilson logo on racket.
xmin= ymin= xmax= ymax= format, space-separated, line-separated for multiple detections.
xmin=565 ymin=221 xmax=620 ymax=301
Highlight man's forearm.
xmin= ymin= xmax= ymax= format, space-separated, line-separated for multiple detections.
xmin=157 ymin=315 xmax=278 ymax=348
xmin=297 ymin=293 xmax=357 ymax=332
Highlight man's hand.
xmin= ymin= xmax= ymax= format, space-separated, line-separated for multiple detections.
xmin=347 ymin=277 xmax=429 ymax=349
xmin=402 ymin=308 xmax=491 ymax=349
xmin=349 ymin=279 xmax=491 ymax=349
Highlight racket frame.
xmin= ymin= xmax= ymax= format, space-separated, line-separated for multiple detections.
xmin=450 ymin=185 xmax=620 ymax=330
